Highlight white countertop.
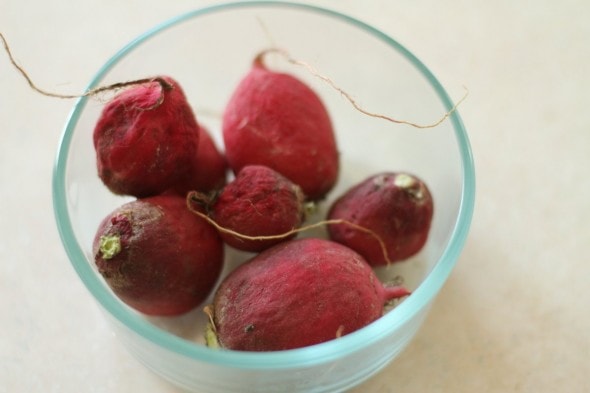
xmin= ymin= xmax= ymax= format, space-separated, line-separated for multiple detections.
xmin=1 ymin=1 xmax=588 ymax=392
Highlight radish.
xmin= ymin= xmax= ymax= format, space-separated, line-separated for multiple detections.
xmin=195 ymin=165 xmax=305 ymax=253
xmin=93 ymin=194 xmax=224 ymax=316
xmin=206 ymin=238 xmax=409 ymax=351
xmin=93 ymin=76 xmax=201 ymax=198
xmin=328 ymin=172 xmax=434 ymax=265
xmin=172 ymin=125 xmax=228 ymax=195
xmin=222 ymin=55 xmax=339 ymax=200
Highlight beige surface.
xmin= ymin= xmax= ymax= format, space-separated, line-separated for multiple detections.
xmin=1 ymin=1 xmax=588 ymax=392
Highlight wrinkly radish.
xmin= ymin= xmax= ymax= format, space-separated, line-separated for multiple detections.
xmin=198 ymin=165 xmax=305 ymax=252
xmin=93 ymin=76 xmax=200 ymax=198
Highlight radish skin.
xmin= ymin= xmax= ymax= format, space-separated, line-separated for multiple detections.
xmin=93 ymin=195 xmax=224 ymax=316
xmin=222 ymin=59 xmax=339 ymax=200
xmin=209 ymin=238 xmax=409 ymax=351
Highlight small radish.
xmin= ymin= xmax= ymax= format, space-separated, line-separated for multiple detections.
xmin=93 ymin=76 xmax=200 ymax=198
xmin=328 ymin=172 xmax=434 ymax=265
xmin=206 ymin=238 xmax=409 ymax=351
xmin=93 ymin=194 xmax=224 ymax=316
xmin=222 ymin=55 xmax=339 ymax=200
xmin=196 ymin=165 xmax=305 ymax=253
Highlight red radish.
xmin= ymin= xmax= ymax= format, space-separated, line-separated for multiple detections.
xmin=207 ymin=238 xmax=409 ymax=351
xmin=204 ymin=165 xmax=305 ymax=252
xmin=93 ymin=76 xmax=200 ymax=198
xmin=173 ymin=125 xmax=228 ymax=195
xmin=222 ymin=56 xmax=339 ymax=200
xmin=93 ymin=194 xmax=224 ymax=316
xmin=328 ymin=172 xmax=434 ymax=265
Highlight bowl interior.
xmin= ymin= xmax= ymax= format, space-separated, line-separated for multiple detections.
xmin=53 ymin=1 xmax=474 ymax=368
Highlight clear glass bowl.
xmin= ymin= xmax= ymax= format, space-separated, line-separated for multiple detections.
xmin=52 ymin=2 xmax=475 ymax=392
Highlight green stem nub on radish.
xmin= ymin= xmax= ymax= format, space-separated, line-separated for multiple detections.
xmin=97 ymin=234 xmax=122 ymax=260
xmin=93 ymin=194 xmax=224 ymax=316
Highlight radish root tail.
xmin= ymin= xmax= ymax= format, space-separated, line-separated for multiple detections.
xmin=1 ymin=32 xmax=172 ymax=109
xmin=186 ymin=191 xmax=394 ymax=265
xmin=256 ymin=47 xmax=468 ymax=129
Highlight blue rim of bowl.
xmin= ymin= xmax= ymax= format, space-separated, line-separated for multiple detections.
xmin=52 ymin=1 xmax=475 ymax=369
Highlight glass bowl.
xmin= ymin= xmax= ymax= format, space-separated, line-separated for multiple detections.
xmin=52 ymin=2 xmax=475 ymax=392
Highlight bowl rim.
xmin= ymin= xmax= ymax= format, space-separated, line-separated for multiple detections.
xmin=52 ymin=0 xmax=475 ymax=369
